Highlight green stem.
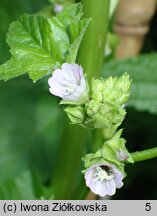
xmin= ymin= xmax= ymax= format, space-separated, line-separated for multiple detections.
xmin=131 ymin=147 xmax=157 ymax=162
xmin=51 ymin=122 xmax=89 ymax=199
xmin=73 ymin=0 xmax=110 ymax=200
xmin=78 ymin=0 xmax=110 ymax=153
xmin=52 ymin=0 xmax=109 ymax=199
xmin=92 ymin=129 xmax=103 ymax=153
xmin=77 ymin=0 xmax=110 ymax=81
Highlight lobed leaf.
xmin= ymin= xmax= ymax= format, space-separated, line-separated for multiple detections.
xmin=0 ymin=3 xmax=90 ymax=82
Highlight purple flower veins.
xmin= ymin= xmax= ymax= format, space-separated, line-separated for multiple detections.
xmin=85 ymin=163 xmax=124 ymax=197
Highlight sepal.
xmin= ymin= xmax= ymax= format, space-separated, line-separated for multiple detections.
xmin=91 ymin=78 xmax=104 ymax=102
xmin=82 ymin=130 xmax=134 ymax=174
xmin=64 ymin=106 xmax=85 ymax=124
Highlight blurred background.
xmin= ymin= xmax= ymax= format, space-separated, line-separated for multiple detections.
xmin=0 ymin=0 xmax=157 ymax=199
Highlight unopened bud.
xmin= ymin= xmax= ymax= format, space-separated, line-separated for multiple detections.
xmin=85 ymin=100 xmax=100 ymax=116
xmin=91 ymin=79 xmax=104 ymax=102
xmin=114 ymin=73 xmax=131 ymax=105
xmin=102 ymin=73 xmax=131 ymax=105
xmin=64 ymin=106 xmax=85 ymax=124
xmin=117 ymin=150 xmax=128 ymax=161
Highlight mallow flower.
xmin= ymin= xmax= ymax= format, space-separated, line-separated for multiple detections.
xmin=85 ymin=163 xmax=124 ymax=197
xmin=48 ymin=63 xmax=87 ymax=102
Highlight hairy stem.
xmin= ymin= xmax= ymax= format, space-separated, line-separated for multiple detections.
xmin=131 ymin=147 xmax=157 ymax=162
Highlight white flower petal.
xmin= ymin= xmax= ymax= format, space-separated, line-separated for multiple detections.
xmin=49 ymin=78 xmax=74 ymax=99
xmin=105 ymin=179 xmax=116 ymax=196
xmin=48 ymin=78 xmax=64 ymax=92
xmin=112 ymin=167 xmax=124 ymax=188
xmin=49 ymin=87 xmax=64 ymax=98
xmin=80 ymin=76 xmax=86 ymax=89
xmin=70 ymin=87 xmax=84 ymax=99
xmin=90 ymin=180 xmax=102 ymax=195
xmin=85 ymin=169 xmax=94 ymax=186
xmin=63 ymin=64 xmax=80 ymax=81
xmin=97 ymin=181 xmax=108 ymax=197
xmin=84 ymin=163 xmax=124 ymax=197
xmin=48 ymin=63 xmax=87 ymax=101
xmin=73 ymin=65 xmax=83 ymax=81
xmin=49 ymin=83 xmax=65 ymax=97
xmin=85 ymin=168 xmax=104 ymax=196
xmin=114 ymin=174 xmax=124 ymax=188
xmin=52 ymin=69 xmax=67 ymax=85
xmin=62 ymin=63 xmax=76 ymax=80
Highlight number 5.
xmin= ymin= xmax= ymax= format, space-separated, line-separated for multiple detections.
xmin=145 ymin=203 xmax=151 ymax=211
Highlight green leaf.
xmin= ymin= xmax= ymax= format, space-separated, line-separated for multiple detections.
xmin=56 ymin=2 xmax=83 ymax=26
xmin=0 ymin=3 xmax=90 ymax=82
xmin=65 ymin=18 xmax=91 ymax=63
xmin=0 ymin=77 xmax=63 ymax=190
xmin=102 ymin=53 xmax=157 ymax=115
xmin=0 ymin=0 xmax=49 ymax=64
xmin=0 ymin=170 xmax=36 ymax=200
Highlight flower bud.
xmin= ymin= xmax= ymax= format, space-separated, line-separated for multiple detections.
xmin=64 ymin=106 xmax=85 ymax=124
xmin=48 ymin=63 xmax=88 ymax=104
xmin=91 ymin=79 xmax=104 ymax=102
xmin=117 ymin=150 xmax=128 ymax=161
xmin=104 ymin=130 xmax=134 ymax=164
xmin=102 ymin=73 xmax=131 ymax=105
xmin=84 ymin=102 xmax=126 ymax=129
xmin=115 ymin=73 xmax=131 ymax=105
xmin=85 ymin=100 xmax=100 ymax=116
xmin=83 ymin=130 xmax=126 ymax=168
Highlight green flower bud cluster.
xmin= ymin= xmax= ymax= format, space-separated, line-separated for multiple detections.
xmin=82 ymin=130 xmax=134 ymax=174
xmin=64 ymin=73 xmax=131 ymax=131
xmin=91 ymin=74 xmax=130 ymax=105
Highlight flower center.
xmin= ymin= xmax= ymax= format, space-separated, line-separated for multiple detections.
xmin=93 ymin=165 xmax=114 ymax=182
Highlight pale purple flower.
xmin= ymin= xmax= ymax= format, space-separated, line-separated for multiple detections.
xmin=85 ymin=163 xmax=124 ymax=197
xmin=54 ymin=4 xmax=64 ymax=13
xmin=48 ymin=63 xmax=87 ymax=102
